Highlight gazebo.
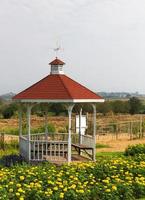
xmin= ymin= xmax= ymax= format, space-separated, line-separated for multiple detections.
xmin=13 ymin=57 xmax=104 ymax=163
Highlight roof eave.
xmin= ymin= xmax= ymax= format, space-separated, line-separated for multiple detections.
xmin=13 ymin=99 xmax=105 ymax=103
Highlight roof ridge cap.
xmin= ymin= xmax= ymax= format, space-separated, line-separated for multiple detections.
xmin=58 ymin=75 xmax=73 ymax=99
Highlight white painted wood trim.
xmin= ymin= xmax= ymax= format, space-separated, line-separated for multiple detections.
xmin=27 ymin=105 xmax=32 ymax=161
xmin=18 ymin=108 xmax=22 ymax=136
xmin=79 ymin=108 xmax=82 ymax=145
xmin=68 ymin=104 xmax=75 ymax=162
xmin=92 ymin=104 xmax=96 ymax=162
xmin=14 ymin=99 xmax=105 ymax=103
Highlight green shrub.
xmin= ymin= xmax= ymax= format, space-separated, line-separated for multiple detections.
xmin=125 ymin=144 xmax=145 ymax=156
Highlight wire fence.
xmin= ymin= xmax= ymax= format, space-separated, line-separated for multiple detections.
xmin=96 ymin=119 xmax=145 ymax=141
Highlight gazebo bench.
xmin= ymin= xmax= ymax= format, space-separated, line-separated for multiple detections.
xmin=72 ymin=143 xmax=94 ymax=159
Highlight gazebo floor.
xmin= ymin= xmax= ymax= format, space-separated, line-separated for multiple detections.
xmin=42 ymin=154 xmax=91 ymax=165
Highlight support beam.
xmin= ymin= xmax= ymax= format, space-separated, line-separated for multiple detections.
xmin=79 ymin=108 xmax=82 ymax=145
xmin=18 ymin=107 xmax=22 ymax=137
xmin=68 ymin=104 xmax=75 ymax=162
xmin=44 ymin=107 xmax=48 ymax=140
xmin=27 ymin=104 xmax=32 ymax=161
xmin=92 ymin=104 xmax=96 ymax=161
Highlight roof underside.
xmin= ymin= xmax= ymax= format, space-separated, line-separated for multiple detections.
xmin=13 ymin=75 xmax=104 ymax=103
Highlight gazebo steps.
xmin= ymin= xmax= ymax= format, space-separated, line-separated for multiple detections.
xmin=72 ymin=155 xmax=91 ymax=162
xmin=43 ymin=155 xmax=67 ymax=165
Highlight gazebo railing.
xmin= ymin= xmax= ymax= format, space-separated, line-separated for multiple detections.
xmin=30 ymin=140 xmax=68 ymax=161
xmin=20 ymin=136 xmax=29 ymax=160
xmin=82 ymin=135 xmax=94 ymax=148
xmin=20 ymin=133 xmax=94 ymax=162
xmin=30 ymin=133 xmax=69 ymax=142
xmin=71 ymin=134 xmax=94 ymax=148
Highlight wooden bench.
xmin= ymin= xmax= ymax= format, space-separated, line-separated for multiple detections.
xmin=72 ymin=143 xmax=93 ymax=159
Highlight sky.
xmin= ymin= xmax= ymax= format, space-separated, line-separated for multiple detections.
xmin=0 ymin=0 xmax=145 ymax=95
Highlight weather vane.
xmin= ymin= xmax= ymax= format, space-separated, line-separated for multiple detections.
xmin=53 ymin=46 xmax=62 ymax=57
xmin=48 ymin=39 xmax=64 ymax=58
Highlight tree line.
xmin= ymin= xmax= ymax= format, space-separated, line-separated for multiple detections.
xmin=0 ymin=97 xmax=144 ymax=119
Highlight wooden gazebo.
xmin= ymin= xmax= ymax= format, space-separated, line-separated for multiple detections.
xmin=13 ymin=58 xmax=104 ymax=163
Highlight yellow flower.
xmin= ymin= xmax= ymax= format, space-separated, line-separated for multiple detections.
xmin=105 ymin=189 xmax=111 ymax=193
xmin=17 ymin=184 xmax=21 ymax=188
xmin=53 ymin=186 xmax=58 ymax=191
xmin=102 ymin=179 xmax=109 ymax=184
xmin=60 ymin=192 xmax=64 ymax=199
xmin=18 ymin=188 xmax=23 ymax=193
xmin=112 ymin=185 xmax=117 ymax=191
xmin=9 ymin=188 xmax=13 ymax=193
xmin=16 ymin=193 xmax=20 ymax=196
xmin=70 ymin=184 xmax=76 ymax=189
xmin=20 ymin=176 xmax=25 ymax=181
xmin=63 ymin=187 xmax=67 ymax=192
xmin=19 ymin=197 xmax=24 ymax=200
xmin=78 ymin=189 xmax=84 ymax=194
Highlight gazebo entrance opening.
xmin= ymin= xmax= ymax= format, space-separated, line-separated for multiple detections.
xmin=19 ymin=103 xmax=96 ymax=163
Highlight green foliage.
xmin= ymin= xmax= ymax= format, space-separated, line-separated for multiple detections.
xmin=1 ymin=149 xmax=145 ymax=199
xmin=96 ymin=101 xmax=112 ymax=115
xmin=124 ymin=144 xmax=145 ymax=156
xmin=111 ymin=100 xmax=130 ymax=114
xmin=96 ymin=143 xmax=111 ymax=148
xmin=30 ymin=124 xmax=56 ymax=134
xmin=0 ymin=102 xmax=18 ymax=119
xmin=129 ymin=97 xmax=142 ymax=115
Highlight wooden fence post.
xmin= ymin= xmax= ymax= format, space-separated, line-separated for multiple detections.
xmin=0 ymin=133 xmax=5 ymax=150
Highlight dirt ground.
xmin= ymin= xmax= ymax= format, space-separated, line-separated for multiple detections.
xmin=97 ymin=133 xmax=145 ymax=152
xmin=1 ymin=115 xmax=145 ymax=152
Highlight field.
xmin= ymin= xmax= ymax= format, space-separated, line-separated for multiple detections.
xmin=1 ymin=114 xmax=145 ymax=153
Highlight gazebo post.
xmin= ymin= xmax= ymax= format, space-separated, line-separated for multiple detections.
xmin=45 ymin=107 xmax=48 ymax=140
xmin=18 ymin=106 xmax=22 ymax=137
xmin=27 ymin=104 xmax=32 ymax=162
xmin=92 ymin=104 xmax=96 ymax=161
xmin=79 ymin=108 xmax=82 ymax=155
xmin=68 ymin=104 xmax=74 ymax=162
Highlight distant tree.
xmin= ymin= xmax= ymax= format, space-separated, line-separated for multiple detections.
xmin=128 ymin=97 xmax=142 ymax=115
xmin=49 ymin=103 xmax=67 ymax=116
xmin=111 ymin=100 xmax=130 ymax=114
xmin=96 ymin=101 xmax=112 ymax=115
xmin=1 ymin=103 xmax=18 ymax=119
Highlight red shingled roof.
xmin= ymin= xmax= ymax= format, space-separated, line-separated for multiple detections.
xmin=49 ymin=58 xmax=65 ymax=65
xmin=13 ymin=74 xmax=103 ymax=101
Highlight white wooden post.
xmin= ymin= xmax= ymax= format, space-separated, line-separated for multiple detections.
xmin=27 ymin=104 xmax=32 ymax=161
xmin=18 ymin=107 xmax=22 ymax=137
xmin=68 ymin=104 xmax=74 ymax=162
xmin=79 ymin=108 xmax=82 ymax=145
xmin=92 ymin=104 xmax=96 ymax=161
xmin=45 ymin=108 xmax=48 ymax=140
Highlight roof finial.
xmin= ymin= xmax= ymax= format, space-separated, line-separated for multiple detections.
xmin=53 ymin=46 xmax=63 ymax=57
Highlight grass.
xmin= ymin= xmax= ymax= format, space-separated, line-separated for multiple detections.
xmin=0 ymin=140 xmax=19 ymax=159
xmin=96 ymin=143 xmax=111 ymax=148
xmin=96 ymin=151 xmax=123 ymax=158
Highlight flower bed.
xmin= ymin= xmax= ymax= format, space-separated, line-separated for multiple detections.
xmin=0 ymin=155 xmax=145 ymax=200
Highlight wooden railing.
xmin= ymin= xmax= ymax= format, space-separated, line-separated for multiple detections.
xmin=30 ymin=140 xmax=68 ymax=161
xmin=71 ymin=134 xmax=94 ymax=147
xmin=30 ymin=133 xmax=68 ymax=142
xmin=20 ymin=133 xmax=94 ymax=162
xmin=81 ymin=135 xmax=94 ymax=148
xmin=20 ymin=136 xmax=29 ymax=160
